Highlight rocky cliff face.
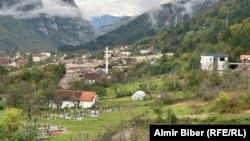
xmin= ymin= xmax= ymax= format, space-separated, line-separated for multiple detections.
xmin=74 ymin=0 xmax=220 ymax=52
xmin=0 ymin=0 xmax=95 ymax=53
xmin=94 ymin=16 xmax=132 ymax=36
xmin=145 ymin=0 xmax=219 ymax=29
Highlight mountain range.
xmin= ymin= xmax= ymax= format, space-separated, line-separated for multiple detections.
xmin=91 ymin=15 xmax=125 ymax=28
xmin=0 ymin=0 xmax=95 ymax=55
xmin=0 ymin=0 xmax=219 ymax=55
xmin=60 ymin=0 xmax=219 ymax=52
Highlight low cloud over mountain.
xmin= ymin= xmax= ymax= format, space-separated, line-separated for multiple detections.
xmin=0 ymin=0 xmax=84 ymax=19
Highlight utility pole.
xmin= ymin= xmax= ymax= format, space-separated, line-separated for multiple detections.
xmin=105 ymin=46 xmax=109 ymax=74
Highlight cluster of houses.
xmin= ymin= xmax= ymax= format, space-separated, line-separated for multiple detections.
xmin=105 ymin=45 xmax=155 ymax=58
xmin=54 ymin=53 xmax=250 ymax=110
xmin=32 ymin=52 xmax=52 ymax=62
xmin=2 ymin=49 xmax=250 ymax=111
xmin=0 ymin=51 xmax=53 ymax=69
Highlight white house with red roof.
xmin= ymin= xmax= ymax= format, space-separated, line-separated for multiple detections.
xmin=53 ymin=90 xmax=97 ymax=109
xmin=79 ymin=91 xmax=97 ymax=108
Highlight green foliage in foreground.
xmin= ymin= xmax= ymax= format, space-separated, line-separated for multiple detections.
xmin=0 ymin=108 xmax=37 ymax=141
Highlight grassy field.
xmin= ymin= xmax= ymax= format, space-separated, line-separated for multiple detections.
xmin=43 ymin=96 xmax=250 ymax=141
xmin=45 ymin=98 xmax=155 ymax=141
xmin=106 ymin=77 xmax=164 ymax=98
xmin=2 ymin=77 xmax=250 ymax=140
xmin=43 ymin=97 xmax=201 ymax=140
xmin=1 ymin=95 xmax=250 ymax=141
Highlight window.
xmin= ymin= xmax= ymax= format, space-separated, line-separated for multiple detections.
xmin=220 ymin=57 xmax=225 ymax=61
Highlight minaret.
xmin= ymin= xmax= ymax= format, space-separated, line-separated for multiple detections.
xmin=105 ymin=46 xmax=109 ymax=74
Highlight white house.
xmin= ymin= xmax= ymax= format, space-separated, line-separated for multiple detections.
xmin=41 ymin=52 xmax=51 ymax=58
xmin=32 ymin=53 xmax=48 ymax=62
xmin=139 ymin=49 xmax=151 ymax=54
xmin=54 ymin=90 xmax=97 ymax=109
xmin=200 ymin=53 xmax=228 ymax=75
xmin=60 ymin=101 xmax=76 ymax=109
xmin=120 ymin=51 xmax=131 ymax=56
xmin=79 ymin=91 xmax=98 ymax=108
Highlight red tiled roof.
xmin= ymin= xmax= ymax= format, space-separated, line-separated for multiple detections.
xmin=83 ymin=73 xmax=102 ymax=80
xmin=55 ymin=90 xmax=82 ymax=101
xmin=0 ymin=57 xmax=10 ymax=65
xmin=79 ymin=91 xmax=96 ymax=102
xmin=55 ymin=90 xmax=96 ymax=102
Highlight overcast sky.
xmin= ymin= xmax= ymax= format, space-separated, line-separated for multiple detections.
xmin=75 ymin=0 xmax=172 ymax=18
xmin=0 ymin=0 xmax=175 ymax=19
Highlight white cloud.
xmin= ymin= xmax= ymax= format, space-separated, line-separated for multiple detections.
xmin=75 ymin=0 xmax=168 ymax=18
xmin=0 ymin=0 xmax=218 ymax=20
xmin=0 ymin=0 xmax=83 ymax=19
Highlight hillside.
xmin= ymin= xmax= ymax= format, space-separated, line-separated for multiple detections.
xmin=0 ymin=0 xmax=95 ymax=55
xmin=91 ymin=15 xmax=124 ymax=28
xmin=133 ymin=0 xmax=250 ymax=66
xmin=2 ymin=0 xmax=250 ymax=140
xmin=58 ymin=0 xmax=219 ymax=52
xmin=94 ymin=16 xmax=132 ymax=36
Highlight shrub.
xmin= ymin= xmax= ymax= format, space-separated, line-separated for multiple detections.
xmin=214 ymin=91 xmax=240 ymax=114
xmin=0 ymin=101 xmax=5 ymax=110
xmin=165 ymin=108 xmax=178 ymax=124
xmin=160 ymin=92 xmax=176 ymax=105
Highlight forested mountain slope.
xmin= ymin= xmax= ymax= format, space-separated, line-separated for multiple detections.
xmin=134 ymin=0 xmax=250 ymax=66
xmin=59 ymin=0 xmax=219 ymax=52
xmin=0 ymin=0 xmax=95 ymax=55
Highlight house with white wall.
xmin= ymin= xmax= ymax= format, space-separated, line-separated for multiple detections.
xmin=41 ymin=52 xmax=51 ymax=58
xmin=200 ymin=53 xmax=229 ymax=75
xmin=32 ymin=53 xmax=47 ymax=62
xmin=53 ymin=90 xmax=97 ymax=109
xmin=120 ymin=51 xmax=131 ymax=56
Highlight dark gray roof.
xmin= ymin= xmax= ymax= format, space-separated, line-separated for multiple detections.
xmin=201 ymin=53 xmax=228 ymax=57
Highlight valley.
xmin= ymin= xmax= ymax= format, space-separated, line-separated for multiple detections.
xmin=1 ymin=0 xmax=250 ymax=141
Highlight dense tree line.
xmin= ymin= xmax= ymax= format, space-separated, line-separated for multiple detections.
xmin=131 ymin=0 xmax=250 ymax=67
xmin=0 ymin=64 xmax=66 ymax=117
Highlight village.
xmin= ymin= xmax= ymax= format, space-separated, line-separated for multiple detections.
xmin=1 ymin=45 xmax=250 ymax=98
xmin=0 ymin=45 xmax=169 ymax=111
xmin=1 ymin=46 xmax=250 ymax=139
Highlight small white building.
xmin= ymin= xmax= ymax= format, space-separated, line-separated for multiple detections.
xmin=41 ymin=52 xmax=51 ymax=58
xmin=121 ymin=51 xmax=131 ymax=56
xmin=32 ymin=53 xmax=48 ymax=62
xmin=53 ymin=90 xmax=97 ymax=109
xmin=139 ymin=49 xmax=151 ymax=55
xmin=200 ymin=53 xmax=228 ymax=75
xmin=79 ymin=91 xmax=98 ymax=108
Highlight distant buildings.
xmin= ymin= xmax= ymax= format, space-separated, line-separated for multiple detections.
xmin=240 ymin=55 xmax=250 ymax=63
xmin=139 ymin=48 xmax=153 ymax=55
xmin=0 ymin=51 xmax=54 ymax=69
xmin=0 ymin=57 xmax=10 ymax=67
xmin=32 ymin=52 xmax=51 ymax=62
